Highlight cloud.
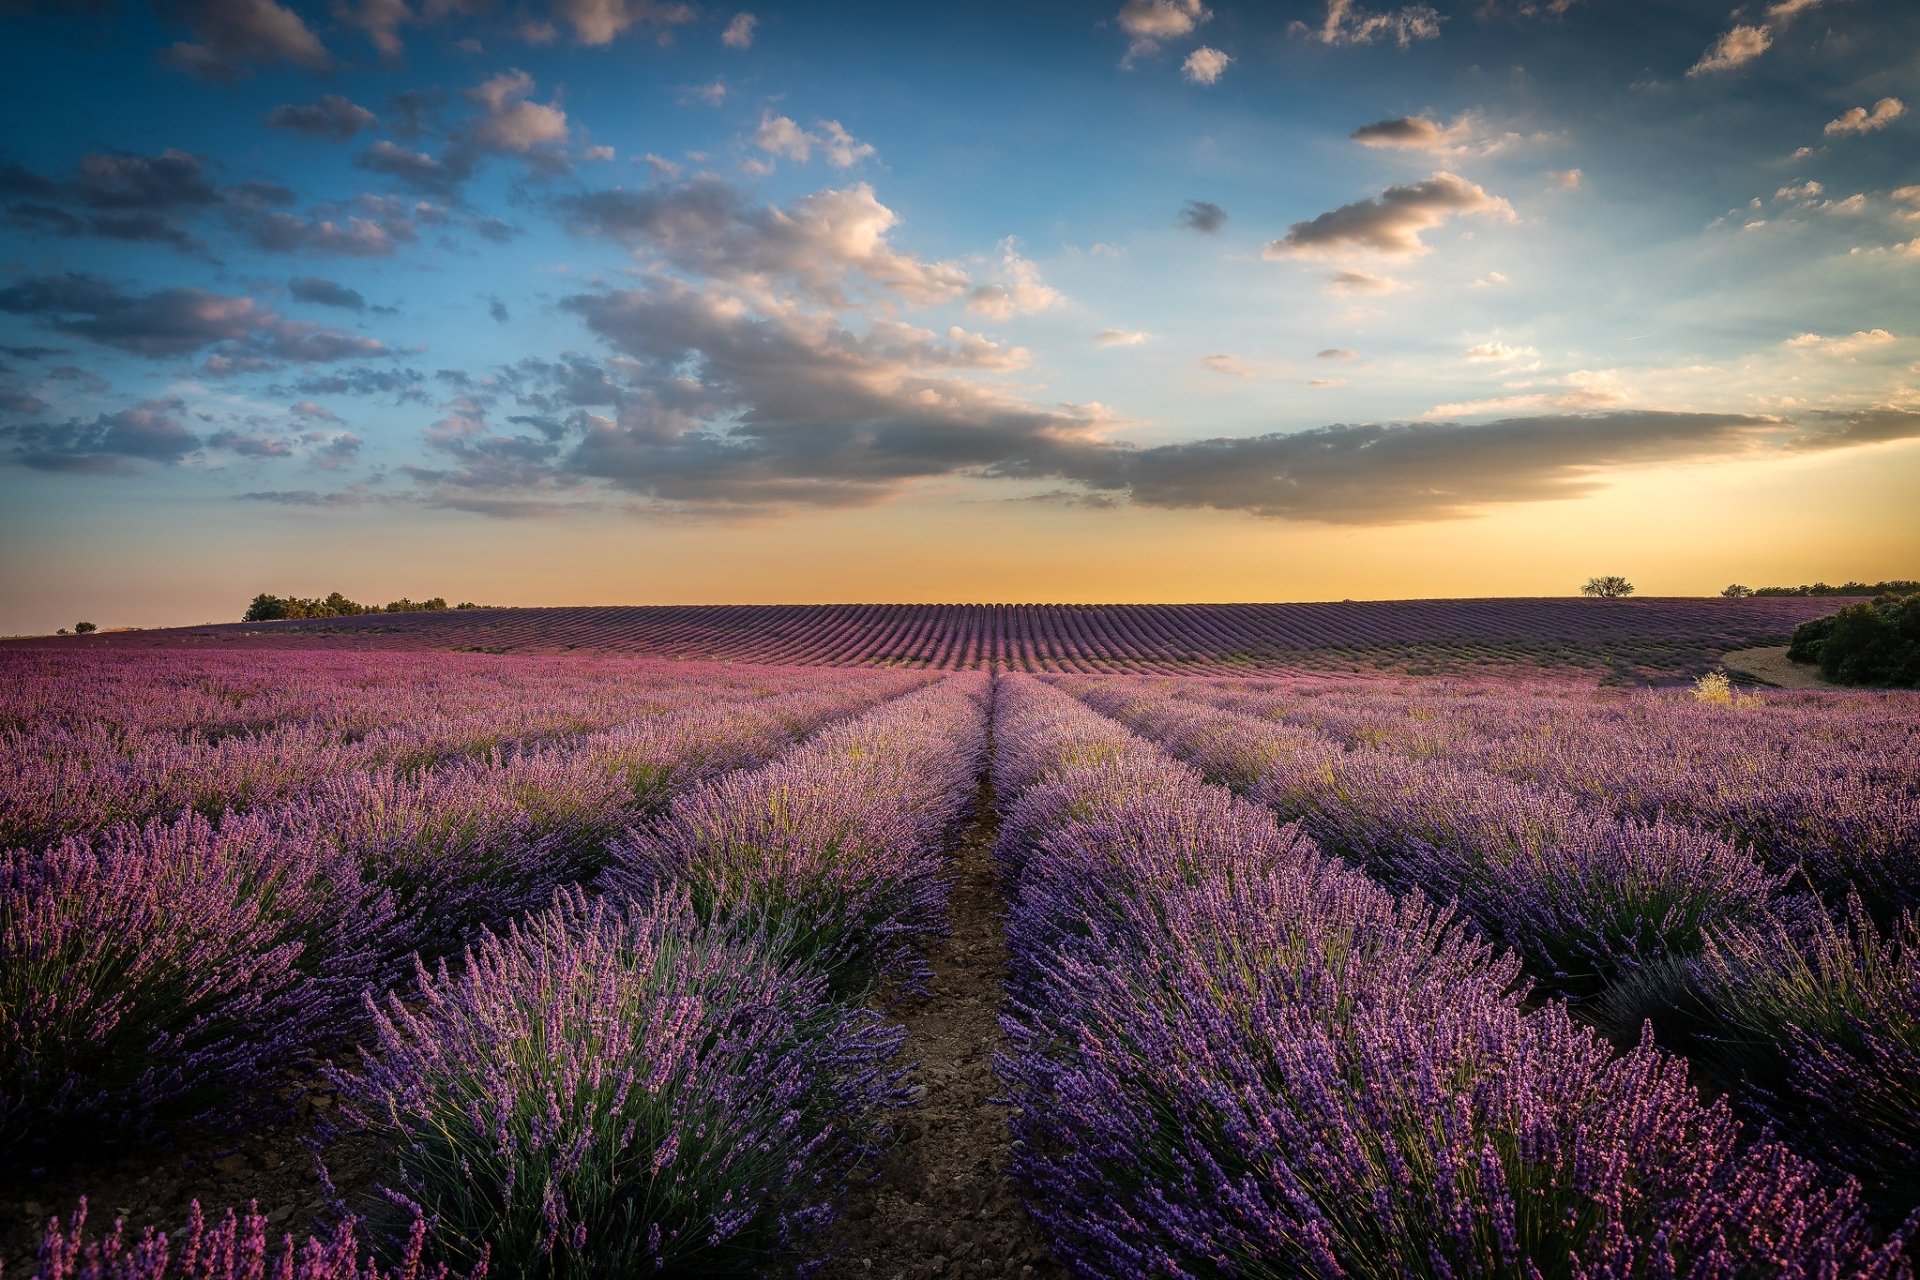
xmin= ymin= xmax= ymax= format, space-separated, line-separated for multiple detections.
xmin=722 ymin=12 xmax=756 ymax=48
xmin=1307 ymin=378 xmax=1344 ymax=387
xmin=1180 ymin=199 xmax=1227 ymax=232
xmin=488 ymin=295 xmax=510 ymax=323
xmin=466 ymin=69 xmax=572 ymax=158
xmin=1182 ymin=46 xmax=1232 ymax=84
xmin=288 ymin=276 xmax=367 ymax=310
xmin=286 ymin=367 xmax=429 ymax=401
xmin=1350 ymin=115 xmax=1469 ymax=150
xmin=1202 ymin=353 xmax=1253 ymax=377
xmin=1825 ymin=98 xmax=1907 ymax=137
xmin=158 ymin=0 xmax=331 ymax=81
xmin=1077 ymin=411 xmax=1776 ymax=523
xmin=1464 ymin=340 xmax=1538 ymax=362
xmin=1554 ymin=168 xmax=1582 ymax=189
xmin=1117 ymin=0 xmax=1211 ymax=59
xmin=966 ymin=239 xmax=1064 ymax=319
xmin=0 ymin=273 xmax=389 ymax=362
xmin=335 ymin=0 xmax=411 ymax=57
xmin=1096 ymin=330 xmax=1149 ymax=346
xmin=1267 ymin=172 xmax=1514 ymax=259
xmin=1 ymin=149 xmax=219 ymax=251
xmin=750 ymin=115 xmax=875 ymax=168
xmin=1776 ymin=180 xmax=1823 ymax=202
xmin=0 ymin=396 xmax=200 ymax=472
xmin=1290 ymin=0 xmax=1442 ymax=47
xmin=1786 ymin=407 xmax=1920 ymax=451
xmin=207 ymin=428 xmax=295 ymax=458
xmin=265 ymin=95 xmax=379 ymax=140
xmin=1328 ymin=268 xmax=1404 ymax=294
xmin=549 ymin=0 xmax=696 ymax=45
xmin=542 ymin=281 xmax=1112 ymax=511
xmin=237 ymin=488 xmax=365 ymax=506
xmin=1688 ymin=24 xmax=1770 ymax=75
xmin=290 ymin=399 xmax=340 ymax=421
xmin=1318 ymin=347 xmax=1357 ymax=360
xmin=1784 ymin=329 xmax=1898 ymax=359
xmin=559 ymin=178 xmax=970 ymax=308
xmin=358 ymin=140 xmax=476 ymax=197
xmin=225 ymin=188 xmax=419 ymax=257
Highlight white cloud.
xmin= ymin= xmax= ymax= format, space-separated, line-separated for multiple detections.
xmin=550 ymin=0 xmax=697 ymax=46
xmin=1785 ymin=329 xmax=1898 ymax=359
xmin=1290 ymin=0 xmax=1442 ymax=47
xmin=1825 ymin=98 xmax=1907 ymax=137
xmin=1464 ymin=340 xmax=1539 ymax=362
xmin=1427 ymin=369 xmax=1628 ymax=417
xmin=1470 ymin=270 xmax=1510 ymax=287
xmin=1688 ymin=24 xmax=1770 ymax=76
xmin=467 ymin=70 xmax=570 ymax=153
xmin=1118 ymin=0 xmax=1211 ymax=59
xmin=1096 ymin=329 xmax=1149 ymax=346
xmin=750 ymin=114 xmax=875 ymax=168
xmin=1307 ymin=377 xmax=1345 ymax=387
xmin=1182 ymin=47 xmax=1232 ymax=84
xmin=1202 ymin=353 xmax=1254 ymax=377
xmin=966 ymin=239 xmax=1065 ymax=319
xmin=722 ymin=12 xmax=757 ymax=48
xmin=1554 ymin=168 xmax=1582 ymax=189
xmin=1775 ymin=179 xmax=1824 ymax=202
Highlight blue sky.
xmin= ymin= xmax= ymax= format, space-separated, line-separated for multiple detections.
xmin=0 ymin=0 xmax=1915 ymax=629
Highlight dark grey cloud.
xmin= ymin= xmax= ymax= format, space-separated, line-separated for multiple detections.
xmin=1788 ymin=407 xmax=1920 ymax=451
xmin=207 ymin=428 xmax=295 ymax=457
xmin=1048 ymin=412 xmax=1776 ymax=523
xmin=358 ymin=140 xmax=476 ymax=197
xmin=0 ymin=273 xmax=388 ymax=362
xmin=265 ymin=95 xmax=380 ymax=141
xmin=237 ymin=488 xmax=364 ymax=506
xmin=549 ymin=282 xmax=1104 ymax=510
xmin=157 ymin=0 xmax=332 ymax=82
xmin=226 ymin=186 xmax=419 ymax=256
xmin=0 ymin=397 xmax=200 ymax=472
xmin=1180 ymin=199 xmax=1227 ymax=233
xmin=1267 ymin=172 xmax=1513 ymax=258
xmin=1350 ymin=116 xmax=1456 ymax=149
xmin=289 ymin=277 xmax=368 ymax=310
xmin=285 ymin=366 xmax=430 ymax=401
xmin=2 ymin=149 xmax=219 ymax=251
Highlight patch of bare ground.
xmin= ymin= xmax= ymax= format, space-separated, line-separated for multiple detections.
xmin=827 ymin=773 xmax=1062 ymax=1280
xmin=1722 ymin=645 xmax=1836 ymax=689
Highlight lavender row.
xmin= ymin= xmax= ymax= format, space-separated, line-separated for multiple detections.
xmin=1190 ymin=674 xmax=1920 ymax=919
xmin=1071 ymin=676 xmax=1920 ymax=1219
xmin=1069 ymin=677 xmax=1781 ymax=998
xmin=992 ymin=674 xmax=1907 ymax=1276
xmin=3 ymin=670 xmax=925 ymax=1156
xmin=1 ymin=655 xmax=919 ymax=847
xmin=309 ymin=676 xmax=989 ymax=1275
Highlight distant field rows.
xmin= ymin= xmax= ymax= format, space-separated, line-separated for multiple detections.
xmin=21 ymin=597 xmax=1851 ymax=676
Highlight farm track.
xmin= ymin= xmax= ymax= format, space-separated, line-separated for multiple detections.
xmin=828 ymin=767 xmax=1062 ymax=1279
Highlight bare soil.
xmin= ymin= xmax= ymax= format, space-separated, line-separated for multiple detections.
xmin=1721 ymin=645 xmax=1836 ymax=689
xmin=826 ymin=775 xmax=1063 ymax=1279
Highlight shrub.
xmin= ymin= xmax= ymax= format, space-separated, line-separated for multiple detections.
xmin=1788 ymin=592 xmax=1920 ymax=686
xmin=1 ymin=814 xmax=396 ymax=1151
xmin=325 ymin=889 xmax=909 ymax=1278
xmin=73 ymin=622 xmax=97 ymax=635
xmin=1695 ymin=901 xmax=1920 ymax=1211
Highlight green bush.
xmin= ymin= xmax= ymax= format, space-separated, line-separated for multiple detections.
xmin=1787 ymin=592 xmax=1920 ymax=687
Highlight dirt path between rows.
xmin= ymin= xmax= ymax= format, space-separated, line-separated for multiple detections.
xmin=827 ymin=770 xmax=1063 ymax=1279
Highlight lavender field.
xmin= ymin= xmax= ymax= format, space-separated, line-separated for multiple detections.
xmin=3 ymin=631 xmax=1917 ymax=1279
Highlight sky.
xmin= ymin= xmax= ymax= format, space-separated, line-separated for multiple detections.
xmin=0 ymin=0 xmax=1916 ymax=632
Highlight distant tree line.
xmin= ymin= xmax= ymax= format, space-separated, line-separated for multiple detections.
xmin=1787 ymin=591 xmax=1920 ymax=687
xmin=243 ymin=592 xmax=482 ymax=622
xmin=1721 ymin=579 xmax=1919 ymax=598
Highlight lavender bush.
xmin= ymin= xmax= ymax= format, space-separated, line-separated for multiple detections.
xmin=2 ymin=813 xmax=396 ymax=1151
xmin=602 ymin=676 xmax=986 ymax=995
xmin=14 ymin=1200 xmax=482 ymax=1280
xmin=323 ymin=888 xmax=910 ymax=1277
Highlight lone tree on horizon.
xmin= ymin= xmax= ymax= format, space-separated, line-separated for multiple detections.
xmin=1581 ymin=575 xmax=1635 ymax=598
